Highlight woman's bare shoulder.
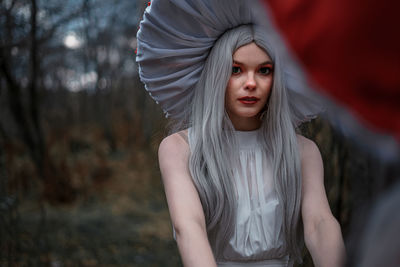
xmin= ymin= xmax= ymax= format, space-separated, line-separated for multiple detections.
xmin=296 ymin=134 xmax=321 ymax=161
xmin=158 ymin=130 xmax=190 ymax=162
xmin=158 ymin=130 xmax=191 ymax=184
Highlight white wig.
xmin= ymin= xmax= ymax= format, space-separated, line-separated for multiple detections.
xmin=183 ymin=25 xmax=303 ymax=263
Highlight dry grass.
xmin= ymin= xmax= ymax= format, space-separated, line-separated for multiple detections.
xmin=1 ymin=119 xmax=182 ymax=266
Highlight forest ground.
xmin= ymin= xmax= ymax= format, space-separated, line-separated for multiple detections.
xmin=1 ymin=123 xmax=182 ymax=267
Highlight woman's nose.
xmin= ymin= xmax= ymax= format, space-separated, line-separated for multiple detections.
xmin=244 ymin=73 xmax=256 ymax=90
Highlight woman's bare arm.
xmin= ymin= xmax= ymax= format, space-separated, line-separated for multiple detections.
xmin=158 ymin=132 xmax=217 ymax=267
xmin=298 ymin=135 xmax=346 ymax=267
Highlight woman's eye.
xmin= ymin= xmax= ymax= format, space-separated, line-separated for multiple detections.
xmin=232 ymin=66 xmax=241 ymax=74
xmin=259 ymin=67 xmax=272 ymax=75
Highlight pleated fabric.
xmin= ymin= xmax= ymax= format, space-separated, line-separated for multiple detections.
xmin=216 ymin=129 xmax=288 ymax=266
xmin=136 ymin=0 xmax=322 ymax=125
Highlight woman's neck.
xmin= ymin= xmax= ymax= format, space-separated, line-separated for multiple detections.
xmin=230 ymin=117 xmax=261 ymax=131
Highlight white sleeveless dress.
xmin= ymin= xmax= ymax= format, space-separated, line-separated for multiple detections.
xmin=180 ymin=128 xmax=289 ymax=266
xmin=215 ymin=129 xmax=289 ymax=266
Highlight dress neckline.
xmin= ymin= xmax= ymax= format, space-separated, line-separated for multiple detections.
xmin=233 ymin=128 xmax=261 ymax=149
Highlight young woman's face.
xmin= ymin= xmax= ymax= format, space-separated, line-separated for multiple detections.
xmin=225 ymin=42 xmax=273 ymax=131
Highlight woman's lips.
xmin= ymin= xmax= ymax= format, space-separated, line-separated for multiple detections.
xmin=238 ymin=96 xmax=259 ymax=104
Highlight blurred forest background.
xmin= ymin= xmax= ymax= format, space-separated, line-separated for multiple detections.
xmin=0 ymin=0 xmax=398 ymax=266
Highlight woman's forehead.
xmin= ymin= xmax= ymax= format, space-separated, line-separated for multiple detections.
xmin=233 ymin=43 xmax=272 ymax=64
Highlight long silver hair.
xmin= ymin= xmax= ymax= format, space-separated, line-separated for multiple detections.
xmin=178 ymin=24 xmax=303 ymax=263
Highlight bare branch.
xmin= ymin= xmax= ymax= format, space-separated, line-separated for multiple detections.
xmin=0 ymin=1 xmax=85 ymax=50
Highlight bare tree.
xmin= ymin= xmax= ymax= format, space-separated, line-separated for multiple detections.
xmin=0 ymin=0 xmax=86 ymax=201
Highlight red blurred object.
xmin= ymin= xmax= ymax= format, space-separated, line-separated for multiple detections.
xmin=263 ymin=0 xmax=400 ymax=141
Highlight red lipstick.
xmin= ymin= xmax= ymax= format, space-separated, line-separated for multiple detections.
xmin=238 ymin=96 xmax=259 ymax=104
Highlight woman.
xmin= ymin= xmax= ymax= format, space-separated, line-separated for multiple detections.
xmin=137 ymin=2 xmax=345 ymax=266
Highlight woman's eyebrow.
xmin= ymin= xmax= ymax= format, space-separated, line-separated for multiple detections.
xmin=260 ymin=61 xmax=273 ymax=65
xmin=233 ymin=60 xmax=273 ymax=65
